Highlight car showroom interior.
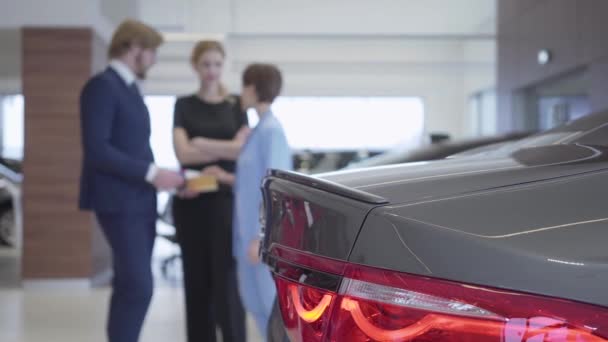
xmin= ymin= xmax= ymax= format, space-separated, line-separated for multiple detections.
xmin=1 ymin=1 xmax=608 ymax=341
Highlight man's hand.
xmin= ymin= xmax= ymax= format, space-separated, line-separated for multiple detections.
xmin=177 ymin=188 xmax=198 ymax=199
xmin=201 ymin=165 xmax=224 ymax=177
xmin=201 ymin=165 xmax=230 ymax=184
xmin=248 ymin=239 xmax=261 ymax=265
xmin=153 ymin=169 xmax=184 ymax=190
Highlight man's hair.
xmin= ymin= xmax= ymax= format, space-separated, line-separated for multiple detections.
xmin=108 ymin=19 xmax=164 ymax=58
xmin=242 ymin=63 xmax=283 ymax=103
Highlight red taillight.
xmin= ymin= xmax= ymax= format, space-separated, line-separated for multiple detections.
xmin=270 ymin=247 xmax=608 ymax=341
xmin=332 ymin=278 xmax=505 ymax=341
xmin=276 ymin=277 xmax=337 ymax=342
xmin=331 ymin=276 xmax=605 ymax=341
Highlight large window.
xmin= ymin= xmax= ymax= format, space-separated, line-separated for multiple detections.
xmin=146 ymin=95 xmax=425 ymax=168
xmin=252 ymin=97 xmax=425 ymax=152
xmin=0 ymin=95 xmax=24 ymax=160
xmin=144 ymin=96 xmax=179 ymax=169
xmin=1 ymin=95 xmax=425 ymax=166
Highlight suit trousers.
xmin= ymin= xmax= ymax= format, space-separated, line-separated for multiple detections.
xmin=96 ymin=211 xmax=156 ymax=342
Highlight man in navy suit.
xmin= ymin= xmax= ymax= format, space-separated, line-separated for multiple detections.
xmin=79 ymin=20 xmax=184 ymax=342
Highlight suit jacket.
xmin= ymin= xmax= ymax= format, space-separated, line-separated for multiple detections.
xmin=79 ymin=67 xmax=156 ymax=213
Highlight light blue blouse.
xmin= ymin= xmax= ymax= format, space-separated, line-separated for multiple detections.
xmin=233 ymin=111 xmax=292 ymax=258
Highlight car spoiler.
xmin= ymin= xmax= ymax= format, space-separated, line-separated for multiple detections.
xmin=266 ymin=169 xmax=389 ymax=205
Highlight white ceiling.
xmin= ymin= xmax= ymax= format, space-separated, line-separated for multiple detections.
xmin=140 ymin=0 xmax=496 ymax=38
xmin=0 ymin=0 xmax=497 ymax=103
xmin=0 ymin=0 xmax=496 ymax=43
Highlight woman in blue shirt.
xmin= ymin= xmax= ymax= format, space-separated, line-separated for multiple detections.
xmin=202 ymin=63 xmax=291 ymax=339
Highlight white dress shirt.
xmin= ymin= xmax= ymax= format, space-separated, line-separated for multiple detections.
xmin=109 ymin=59 xmax=158 ymax=184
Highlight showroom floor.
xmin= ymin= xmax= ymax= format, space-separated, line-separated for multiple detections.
xmin=0 ymin=286 xmax=263 ymax=342
xmin=0 ymin=235 xmax=263 ymax=342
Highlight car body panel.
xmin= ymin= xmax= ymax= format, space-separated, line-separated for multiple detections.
xmin=321 ymin=144 xmax=608 ymax=206
xmin=350 ymin=168 xmax=608 ymax=307
xmin=263 ymin=177 xmax=378 ymax=260
xmin=263 ymin=145 xmax=608 ymax=307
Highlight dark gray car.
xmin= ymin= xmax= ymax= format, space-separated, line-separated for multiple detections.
xmin=260 ymin=111 xmax=608 ymax=341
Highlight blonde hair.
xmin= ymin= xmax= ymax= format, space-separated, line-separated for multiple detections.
xmin=191 ymin=40 xmax=228 ymax=97
xmin=108 ymin=19 xmax=163 ymax=58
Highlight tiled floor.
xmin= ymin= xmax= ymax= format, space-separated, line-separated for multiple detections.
xmin=0 ymin=248 xmax=19 ymax=288
xmin=0 ymin=237 xmax=264 ymax=342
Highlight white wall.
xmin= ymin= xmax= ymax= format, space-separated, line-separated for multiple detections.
xmin=1 ymin=0 xmax=95 ymax=27
xmin=141 ymin=0 xmax=496 ymax=36
xmin=0 ymin=0 xmax=139 ymax=93
xmin=0 ymin=30 xmax=21 ymax=94
xmin=0 ymin=0 xmax=116 ymax=40
xmin=146 ymin=36 xmax=495 ymax=138
xmin=231 ymin=0 xmax=495 ymax=35
xmin=461 ymin=40 xmax=497 ymax=135
xmin=0 ymin=0 xmax=497 ymax=137
xmin=100 ymin=0 xmax=138 ymax=26
xmin=140 ymin=0 xmax=497 ymax=138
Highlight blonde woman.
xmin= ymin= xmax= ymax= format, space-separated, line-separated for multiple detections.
xmin=172 ymin=40 xmax=248 ymax=342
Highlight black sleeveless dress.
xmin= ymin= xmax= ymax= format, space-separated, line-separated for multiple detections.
xmin=172 ymin=94 xmax=247 ymax=342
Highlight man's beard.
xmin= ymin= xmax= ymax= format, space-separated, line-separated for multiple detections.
xmin=135 ymin=70 xmax=147 ymax=80
xmin=134 ymin=52 xmax=147 ymax=80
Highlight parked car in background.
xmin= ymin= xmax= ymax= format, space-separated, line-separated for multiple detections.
xmin=293 ymin=150 xmax=376 ymax=174
xmin=345 ymin=131 xmax=533 ymax=169
xmin=0 ymin=158 xmax=22 ymax=247
xmin=260 ymin=110 xmax=608 ymax=341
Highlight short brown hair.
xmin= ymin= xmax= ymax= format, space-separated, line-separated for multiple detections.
xmin=191 ymin=40 xmax=225 ymax=65
xmin=242 ymin=63 xmax=283 ymax=103
xmin=108 ymin=19 xmax=164 ymax=58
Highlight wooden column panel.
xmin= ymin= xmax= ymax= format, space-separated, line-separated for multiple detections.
xmin=21 ymin=28 xmax=94 ymax=279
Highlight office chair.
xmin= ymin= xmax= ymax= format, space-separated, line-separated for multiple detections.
xmin=157 ymin=195 xmax=181 ymax=282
